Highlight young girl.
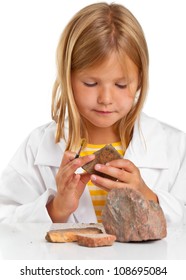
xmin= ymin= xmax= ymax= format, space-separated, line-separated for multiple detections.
xmin=0 ymin=2 xmax=185 ymax=226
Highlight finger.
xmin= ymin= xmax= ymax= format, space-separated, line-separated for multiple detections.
xmin=67 ymin=173 xmax=81 ymax=190
xmin=57 ymin=154 xmax=95 ymax=183
xmin=62 ymin=151 xmax=95 ymax=169
xmin=56 ymin=154 xmax=82 ymax=188
xmin=76 ymin=175 xmax=90 ymax=198
xmin=80 ymin=172 xmax=91 ymax=185
xmin=94 ymin=163 xmax=131 ymax=183
xmin=61 ymin=173 xmax=87 ymax=200
xmin=106 ymin=159 xmax=136 ymax=173
xmin=60 ymin=151 xmax=77 ymax=167
xmin=57 ymin=157 xmax=80 ymax=183
xmin=78 ymin=154 xmax=95 ymax=167
xmin=90 ymin=174 xmax=128 ymax=191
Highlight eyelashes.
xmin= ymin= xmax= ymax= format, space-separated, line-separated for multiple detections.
xmin=83 ymin=82 xmax=97 ymax=87
xmin=83 ymin=82 xmax=127 ymax=89
xmin=116 ymin=84 xmax=127 ymax=89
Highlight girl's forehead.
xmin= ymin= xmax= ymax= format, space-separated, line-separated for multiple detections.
xmin=76 ymin=52 xmax=139 ymax=77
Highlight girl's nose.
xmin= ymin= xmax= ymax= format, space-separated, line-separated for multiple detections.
xmin=97 ymin=87 xmax=113 ymax=105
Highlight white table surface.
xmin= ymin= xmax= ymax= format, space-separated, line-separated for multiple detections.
xmin=0 ymin=223 xmax=185 ymax=260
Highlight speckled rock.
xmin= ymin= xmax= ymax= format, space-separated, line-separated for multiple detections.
xmin=102 ymin=188 xmax=167 ymax=242
xmin=82 ymin=144 xmax=122 ymax=180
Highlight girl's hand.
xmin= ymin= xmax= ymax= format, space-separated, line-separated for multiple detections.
xmin=90 ymin=159 xmax=158 ymax=203
xmin=47 ymin=151 xmax=95 ymax=222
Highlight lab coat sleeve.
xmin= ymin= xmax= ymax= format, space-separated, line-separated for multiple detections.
xmin=156 ymin=133 xmax=186 ymax=227
xmin=156 ymin=189 xmax=185 ymax=227
xmin=0 ymin=132 xmax=55 ymax=223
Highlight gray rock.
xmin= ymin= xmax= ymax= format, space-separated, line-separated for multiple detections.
xmin=102 ymin=188 xmax=167 ymax=242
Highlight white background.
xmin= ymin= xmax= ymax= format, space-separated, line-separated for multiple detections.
xmin=0 ymin=0 xmax=186 ymax=172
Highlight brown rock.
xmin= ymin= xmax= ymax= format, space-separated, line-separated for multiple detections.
xmin=76 ymin=233 xmax=116 ymax=247
xmin=82 ymin=144 xmax=122 ymax=180
xmin=45 ymin=227 xmax=104 ymax=243
xmin=102 ymin=188 xmax=167 ymax=242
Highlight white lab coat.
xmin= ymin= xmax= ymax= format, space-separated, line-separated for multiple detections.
xmin=0 ymin=113 xmax=186 ymax=226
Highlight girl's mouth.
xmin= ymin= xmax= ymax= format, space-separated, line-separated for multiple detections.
xmin=94 ymin=110 xmax=113 ymax=115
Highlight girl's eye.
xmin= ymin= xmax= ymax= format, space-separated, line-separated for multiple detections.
xmin=115 ymin=84 xmax=127 ymax=89
xmin=84 ymin=82 xmax=97 ymax=87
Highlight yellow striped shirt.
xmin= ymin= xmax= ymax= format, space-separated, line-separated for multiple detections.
xmin=80 ymin=142 xmax=124 ymax=223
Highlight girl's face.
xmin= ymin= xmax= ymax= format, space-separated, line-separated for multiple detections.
xmin=71 ymin=52 xmax=139 ymax=141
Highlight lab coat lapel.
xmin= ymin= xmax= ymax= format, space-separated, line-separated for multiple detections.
xmin=34 ymin=121 xmax=65 ymax=167
xmin=125 ymin=113 xmax=169 ymax=169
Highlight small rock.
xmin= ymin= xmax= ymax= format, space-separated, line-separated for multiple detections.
xmin=76 ymin=233 xmax=116 ymax=247
xmin=82 ymin=144 xmax=122 ymax=180
xmin=102 ymin=188 xmax=167 ymax=242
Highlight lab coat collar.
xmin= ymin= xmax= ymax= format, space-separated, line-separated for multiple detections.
xmin=34 ymin=113 xmax=169 ymax=169
xmin=34 ymin=121 xmax=65 ymax=167
xmin=124 ymin=113 xmax=169 ymax=168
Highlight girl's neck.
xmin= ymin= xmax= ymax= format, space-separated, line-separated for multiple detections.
xmin=86 ymin=126 xmax=120 ymax=145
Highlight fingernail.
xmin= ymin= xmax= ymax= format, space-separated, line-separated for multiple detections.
xmin=95 ymin=164 xmax=101 ymax=170
xmin=91 ymin=175 xmax=96 ymax=181
xmin=106 ymin=162 xmax=110 ymax=166
xmin=88 ymin=154 xmax=95 ymax=159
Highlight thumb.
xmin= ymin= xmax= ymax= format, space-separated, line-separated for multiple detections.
xmin=75 ymin=172 xmax=91 ymax=198
xmin=80 ymin=172 xmax=91 ymax=185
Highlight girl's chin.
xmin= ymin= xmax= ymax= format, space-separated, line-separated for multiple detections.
xmin=85 ymin=120 xmax=119 ymax=130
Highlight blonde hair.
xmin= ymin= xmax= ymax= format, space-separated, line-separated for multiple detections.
xmin=52 ymin=2 xmax=149 ymax=151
